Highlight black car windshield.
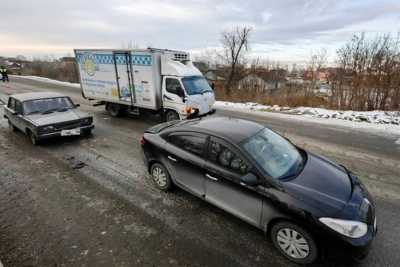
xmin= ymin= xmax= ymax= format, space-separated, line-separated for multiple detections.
xmin=23 ymin=97 xmax=74 ymax=115
xmin=182 ymin=76 xmax=213 ymax=95
xmin=243 ymin=128 xmax=303 ymax=179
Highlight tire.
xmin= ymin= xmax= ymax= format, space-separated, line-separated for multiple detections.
xmin=271 ymin=221 xmax=318 ymax=265
xmin=106 ymin=103 xmax=125 ymax=117
xmin=27 ymin=130 xmax=39 ymax=146
xmin=8 ymin=120 xmax=16 ymax=132
xmin=150 ymin=163 xmax=172 ymax=191
xmin=165 ymin=110 xmax=180 ymax=122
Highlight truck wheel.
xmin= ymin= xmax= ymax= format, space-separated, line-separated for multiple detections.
xmin=106 ymin=103 xmax=123 ymax=117
xmin=165 ymin=110 xmax=180 ymax=122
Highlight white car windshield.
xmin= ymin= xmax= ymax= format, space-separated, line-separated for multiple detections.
xmin=23 ymin=97 xmax=74 ymax=115
xmin=182 ymin=76 xmax=213 ymax=95
xmin=243 ymin=128 xmax=304 ymax=179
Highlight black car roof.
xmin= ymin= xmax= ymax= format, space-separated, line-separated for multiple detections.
xmin=171 ymin=116 xmax=264 ymax=143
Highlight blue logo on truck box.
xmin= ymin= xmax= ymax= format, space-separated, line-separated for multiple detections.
xmin=76 ymin=52 xmax=152 ymax=66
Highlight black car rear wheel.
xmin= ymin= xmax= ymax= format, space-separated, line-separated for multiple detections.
xmin=150 ymin=163 xmax=172 ymax=191
xmin=271 ymin=221 xmax=318 ymax=265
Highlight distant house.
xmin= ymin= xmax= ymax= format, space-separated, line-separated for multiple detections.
xmin=1 ymin=57 xmax=31 ymax=74
xmin=314 ymin=83 xmax=332 ymax=96
xmin=238 ymin=68 xmax=287 ymax=91
xmin=60 ymin=57 xmax=76 ymax=68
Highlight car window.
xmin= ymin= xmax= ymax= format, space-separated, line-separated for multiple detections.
xmin=7 ymin=98 xmax=16 ymax=110
xmin=209 ymin=139 xmax=248 ymax=174
xmin=23 ymin=97 xmax=74 ymax=115
xmin=166 ymin=78 xmax=182 ymax=95
xmin=15 ymin=101 xmax=23 ymax=114
xmin=169 ymin=134 xmax=206 ymax=157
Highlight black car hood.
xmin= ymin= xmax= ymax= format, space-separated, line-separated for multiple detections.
xmin=282 ymin=152 xmax=352 ymax=217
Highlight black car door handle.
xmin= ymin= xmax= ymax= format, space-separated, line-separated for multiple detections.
xmin=168 ymin=155 xmax=177 ymax=162
xmin=205 ymin=173 xmax=218 ymax=181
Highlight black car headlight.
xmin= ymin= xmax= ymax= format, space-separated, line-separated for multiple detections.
xmin=319 ymin=217 xmax=368 ymax=238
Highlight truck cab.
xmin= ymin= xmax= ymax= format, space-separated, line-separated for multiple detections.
xmin=161 ymin=54 xmax=215 ymax=120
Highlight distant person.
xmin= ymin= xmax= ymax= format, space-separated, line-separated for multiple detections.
xmin=0 ymin=66 xmax=9 ymax=82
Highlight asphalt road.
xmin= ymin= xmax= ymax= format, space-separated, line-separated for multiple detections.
xmin=0 ymin=76 xmax=399 ymax=266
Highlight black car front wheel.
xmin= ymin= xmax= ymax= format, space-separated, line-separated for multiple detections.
xmin=150 ymin=163 xmax=172 ymax=191
xmin=271 ymin=221 xmax=318 ymax=265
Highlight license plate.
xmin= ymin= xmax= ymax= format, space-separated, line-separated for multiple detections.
xmin=61 ymin=128 xmax=81 ymax=136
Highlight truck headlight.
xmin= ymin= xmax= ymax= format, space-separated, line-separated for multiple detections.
xmin=185 ymin=107 xmax=196 ymax=114
xmin=319 ymin=218 xmax=368 ymax=238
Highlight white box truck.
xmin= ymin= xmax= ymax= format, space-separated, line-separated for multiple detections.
xmin=74 ymin=48 xmax=215 ymax=121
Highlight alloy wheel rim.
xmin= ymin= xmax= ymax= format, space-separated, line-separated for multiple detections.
xmin=152 ymin=167 xmax=167 ymax=187
xmin=277 ymin=228 xmax=310 ymax=259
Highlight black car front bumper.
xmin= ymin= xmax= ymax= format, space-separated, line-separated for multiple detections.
xmin=316 ymin=217 xmax=377 ymax=261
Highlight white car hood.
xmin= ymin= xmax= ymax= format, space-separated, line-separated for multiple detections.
xmin=25 ymin=109 xmax=88 ymax=126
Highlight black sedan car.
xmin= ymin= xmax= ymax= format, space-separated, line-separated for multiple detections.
xmin=140 ymin=117 xmax=377 ymax=264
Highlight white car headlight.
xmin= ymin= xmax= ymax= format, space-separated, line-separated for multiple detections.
xmin=42 ymin=125 xmax=55 ymax=132
xmin=319 ymin=218 xmax=368 ymax=238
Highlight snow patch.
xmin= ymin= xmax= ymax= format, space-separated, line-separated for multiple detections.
xmin=11 ymin=75 xmax=80 ymax=88
xmin=215 ymin=101 xmax=400 ymax=137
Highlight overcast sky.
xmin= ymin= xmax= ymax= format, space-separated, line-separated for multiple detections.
xmin=1 ymin=0 xmax=399 ymax=63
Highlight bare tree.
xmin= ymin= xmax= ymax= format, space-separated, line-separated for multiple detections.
xmin=221 ymin=26 xmax=252 ymax=95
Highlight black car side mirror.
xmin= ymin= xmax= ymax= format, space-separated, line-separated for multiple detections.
xmin=240 ymin=173 xmax=259 ymax=187
xmin=74 ymin=104 xmax=80 ymax=108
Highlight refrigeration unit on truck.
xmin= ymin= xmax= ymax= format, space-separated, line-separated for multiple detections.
xmin=74 ymin=48 xmax=215 ymax=121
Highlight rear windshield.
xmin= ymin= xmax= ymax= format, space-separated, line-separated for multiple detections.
xmin=23 ymin=97 xmax=74 ymax=115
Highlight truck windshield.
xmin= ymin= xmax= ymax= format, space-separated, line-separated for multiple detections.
xmin=182 ymin=76 xmax=213 ymax=95
xmin=23 ymin=97 xmax=74 ymax=115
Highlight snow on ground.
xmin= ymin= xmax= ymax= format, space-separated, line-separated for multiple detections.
xmin=11 ymin=75 xmax=80 ymax=88
xmin=215 ymin=101 xmax=400 ymax=137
